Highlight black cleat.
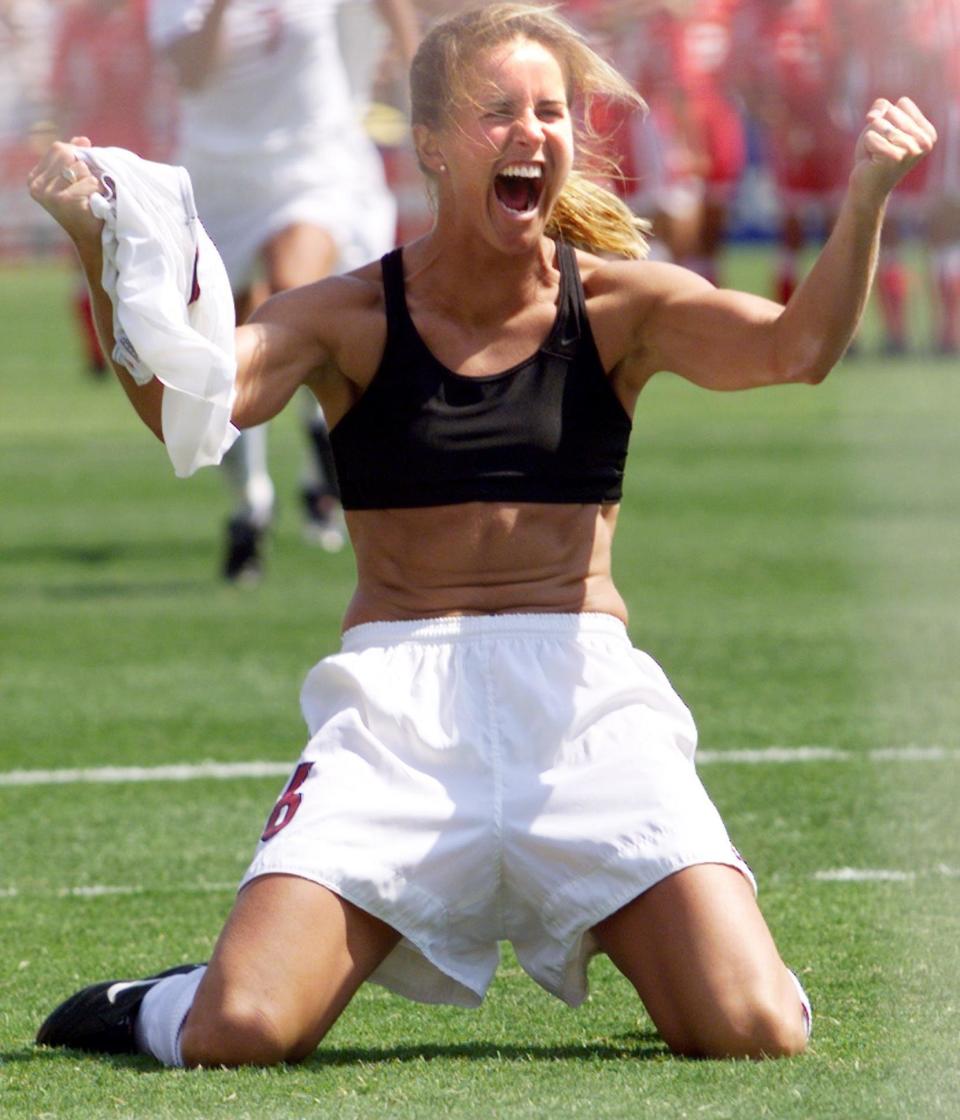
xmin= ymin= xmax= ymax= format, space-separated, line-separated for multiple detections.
xmin=36 ymin=964 xmax=203 ymax=1055
xmin=223 ymin=516 xmax=265 ymax=584
xmin=300 ymin=486 xmax=346 ymax=553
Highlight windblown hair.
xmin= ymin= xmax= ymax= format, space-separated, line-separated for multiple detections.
xmin=409 ymin=2 xmax=650 ymax=259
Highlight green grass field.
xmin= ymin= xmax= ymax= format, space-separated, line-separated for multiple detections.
xmin=1 ymin=253 xmax=958 ymax=1119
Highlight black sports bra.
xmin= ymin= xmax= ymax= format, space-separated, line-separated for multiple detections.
xmin=329 ymin=240 xmax=632 ymax=509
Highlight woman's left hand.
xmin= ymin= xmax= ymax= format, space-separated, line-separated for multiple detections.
xmin=850 ymin=97 xmax=937 ymax=204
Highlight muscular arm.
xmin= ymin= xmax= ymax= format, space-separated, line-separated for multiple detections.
xmin=231 ymin=291 xmax=335 ymax=431
xmin=27 ymin=138 xmax=342 ymax=444
xmin=620 ymin=98 xmax=937 ymax=392
xmin=73 ymin=230 xmax=166 ymax=437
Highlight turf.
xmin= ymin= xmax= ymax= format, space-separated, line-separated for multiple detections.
xmin=1 ymin=254 xmax=958 ymax=1119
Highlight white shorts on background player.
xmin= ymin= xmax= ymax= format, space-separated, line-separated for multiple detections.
xmin=178 ymin=136 xmax=395 ymax=289
xmin=242 ymin=612 xmax=755 ymax=1009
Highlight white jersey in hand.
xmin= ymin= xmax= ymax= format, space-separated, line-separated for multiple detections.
xmin=79 ymin=145 xmax=239 ymax=478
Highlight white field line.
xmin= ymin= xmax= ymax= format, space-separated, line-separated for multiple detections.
xmin=0 ymin=761 xmax=292 ymax=786
xmin=815 ymin=865 xmax=960 ymax=883
xmin=0 ymin=747 xmax=957 ymax=788
xmin=697 ymin=746 xmax=959 ymax=764
xmin=0 ymin=882 xmax=236 ymax=900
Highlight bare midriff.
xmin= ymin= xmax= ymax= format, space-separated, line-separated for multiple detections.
xmin=341 ymin=501 xmax=627 ymax=631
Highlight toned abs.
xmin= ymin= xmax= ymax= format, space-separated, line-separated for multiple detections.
xmin=343 ymin=500 xmax=626 ymax=628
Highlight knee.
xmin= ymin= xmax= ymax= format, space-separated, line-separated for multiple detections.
xmin=665 ymin=989 xmax=809 ymax=1061
xmin=726 ymin=995 xmax=809 ymax=1059
xmin=180 ymin=995 xmax=312 ymax=1068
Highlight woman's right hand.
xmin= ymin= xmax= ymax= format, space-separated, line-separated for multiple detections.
xmin=27 ymin=136 xmax=105 ymax=246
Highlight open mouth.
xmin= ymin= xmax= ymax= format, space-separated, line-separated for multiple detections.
xmin=493 ymin=163 xmax=544 ymax=214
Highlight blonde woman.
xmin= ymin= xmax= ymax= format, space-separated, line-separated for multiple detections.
xmin=29 ymin=2 xmax=934 ymax=1067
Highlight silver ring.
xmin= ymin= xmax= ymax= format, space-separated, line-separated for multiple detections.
xmin=60 ymin=165 xmax=77 ymax=185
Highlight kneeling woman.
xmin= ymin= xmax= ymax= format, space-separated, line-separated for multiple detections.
xmin=29 ymin=2 xmax=935 ymax=1065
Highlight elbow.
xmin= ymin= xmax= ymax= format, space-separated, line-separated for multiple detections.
xmin=767 ymin=358 xmax=832 ymax=387
xmin=770 ymin=318 xmax=850 ymax=386
xmin=796 ymin=362 xmax=833 ymax=386
xmin=774 ymin=344 xmax=838 ymax=387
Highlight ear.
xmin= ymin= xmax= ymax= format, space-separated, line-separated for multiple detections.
xmin=413 ymin=124 xmax=446 ymax=174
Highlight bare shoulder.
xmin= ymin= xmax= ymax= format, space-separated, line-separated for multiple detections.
xmin=573 ymin=251 xmax=714 ymax=382
xmin=252 ymin=259 xmax=384 ymax=332
xmin=577 ymin=251 xmax=712 ymax=305
xmin=577 ymin=249 xmax=792 ymax=392
xmin=250 ymin=259 xmax=387 ymax=388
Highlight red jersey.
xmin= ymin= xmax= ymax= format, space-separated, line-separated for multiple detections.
xmin=669 ymin=0 xmax=744 ymax=98
xmin=49 ymin=0 xmax=177 ymax=159
xmin=754 ymin=0 xmax=844 ymax=109
xmin=841 ymin=0 xmax=944 ymax=111
xmin=840 ymin=0 xmax=955 ymax=194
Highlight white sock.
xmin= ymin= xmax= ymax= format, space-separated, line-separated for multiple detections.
xmin=788 ymin=969 xmax=813 ymax=1040
xmin=222 ymin=425 xmax=275 ymax=529
xmin=134 ymin=966 xmax=207 ymax=1068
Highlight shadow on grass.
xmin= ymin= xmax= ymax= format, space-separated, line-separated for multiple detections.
xmin=2 ymin=539 xmax=213 ymax=568
xmin=0 ymin=542 xmax=124 ymax=567
xmin=310 ymin=1034 xmax=669 ymax=1066
xmin=40 ymin=580 xmax=211 ymax=600
xmin=1 ymin=541 xmax=239 ymax=599
xmin=6 ymin=1031 xmax=669 ymax=1071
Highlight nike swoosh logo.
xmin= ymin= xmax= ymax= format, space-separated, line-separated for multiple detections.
xmin=106 ymin=979 xmax=156 ymax=1005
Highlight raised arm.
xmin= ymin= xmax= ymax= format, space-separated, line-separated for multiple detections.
xmin=627 ymin=97 xmax=937 ymax=391
xmin=27 ymin=137 xmax=166 ymax=436
xmin=26 ymin=138 xmax=330 ymax=443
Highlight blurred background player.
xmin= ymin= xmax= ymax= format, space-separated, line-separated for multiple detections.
xmin=0 ymin=1 xmax=56 ymax=261
xmin=48 ymin=0 xmax=178 ymax=377
xmin=740 ymin=0 xmax=849 ymax=305
xmin=634 ymin=0 xmax=749 ymax=285
xmin=148 ymin=0 xmax=415 ymax=582
xmin=559 ymin=0 xmax=656 ymax=230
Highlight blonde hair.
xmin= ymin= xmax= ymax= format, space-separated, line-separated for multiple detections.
xmin=410 ymin=2 xmax=650 ymax=259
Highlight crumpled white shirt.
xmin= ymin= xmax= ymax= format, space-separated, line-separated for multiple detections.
xmin=78 ymin=145 xmax=239 ymax=478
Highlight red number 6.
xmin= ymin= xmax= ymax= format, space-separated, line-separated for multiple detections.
xmin=261 ymin=762 xmax=314 ymax=842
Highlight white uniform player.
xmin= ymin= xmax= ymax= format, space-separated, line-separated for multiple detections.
xmin=149 ymin=0 xmax=397 ymax=579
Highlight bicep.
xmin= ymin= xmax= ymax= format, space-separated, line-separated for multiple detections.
xmin=232 ymin=317 xmax=326 ymax=430
xmin=642 ymin=277 xmax=788 ymax=391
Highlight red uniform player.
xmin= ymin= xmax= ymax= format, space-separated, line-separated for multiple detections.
xmin=627 ymin=0 xmax=749 ymax=279
xmin=743 ymin=0 xmax=850 ymax=302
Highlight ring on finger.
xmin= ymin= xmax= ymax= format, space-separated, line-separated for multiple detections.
xmin=60 ymin=165 xmax=77 ymax=185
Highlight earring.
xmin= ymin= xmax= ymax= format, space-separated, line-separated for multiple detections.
xmin=438 ymin=162 xmax=447 ymax=172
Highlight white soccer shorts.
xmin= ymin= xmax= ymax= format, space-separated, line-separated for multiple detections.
xmin=241 ymin=613 xmax=754 ymax=1007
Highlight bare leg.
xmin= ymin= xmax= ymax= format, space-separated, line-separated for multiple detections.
xmin=593 ymin=864 xmax=808 ymax=1059
xmin=180 ymin=874 xmax=401 ymax=1067
xmin=263 ymin=222 xmax=338 ymax=291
